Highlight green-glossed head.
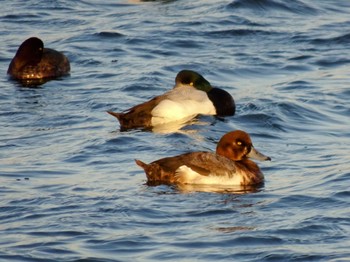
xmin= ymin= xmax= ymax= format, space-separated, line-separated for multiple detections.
xmin=175 ymin=70 xmax=212 ymax=92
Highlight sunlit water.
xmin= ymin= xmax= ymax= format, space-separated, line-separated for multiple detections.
xmin=1 ymin=0 xmax=349 ymax=261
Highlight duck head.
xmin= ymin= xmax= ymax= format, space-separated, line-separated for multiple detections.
xmin=174 ymin=70 xmax=212 ymax=92
xmin=10 ymin=37 xmax=44 ymax=72
xmin=216 ymin=130 xmax=271 ymax=162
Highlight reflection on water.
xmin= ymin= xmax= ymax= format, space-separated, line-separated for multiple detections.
xmin=213 ymin=226 xmax=256 ymax=233
xmin=151 ymin=117 xmax=211 ymax=134
xmin=9 ymin=77 xmax=51 ymax=87
xmin=176 ymin=183 xmax=263 ymax=194
xmin=128 ymin=0 xmax=177 ymax=3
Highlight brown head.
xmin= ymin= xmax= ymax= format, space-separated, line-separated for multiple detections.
xmin=8 ymin=37 xmax=44 ymax=74
xmin=216 ymin=130 xmax=271 ymax=162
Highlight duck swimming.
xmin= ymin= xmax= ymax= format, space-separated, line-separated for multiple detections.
xmin=7 ymin=37 xmax=70 ymax=83
xmin=107 ymin=70 xmax=235 ymax=130
xmin=135 ymin=130 xmax=271 ymax=186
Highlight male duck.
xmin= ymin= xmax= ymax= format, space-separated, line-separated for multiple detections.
xmin=7 ymin=37 xmax=70 ymax=82
xmin=135 ymin=130 xmax=271 ymax=186
xmin=107 ymin=70 xmax=235 ymax=130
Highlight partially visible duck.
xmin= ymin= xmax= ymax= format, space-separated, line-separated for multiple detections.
xmin=7 ymin=37 xmax=70 ymax=83
xmin=107 ymin=70 xmax=235 ymax=130
xmin=135 ymin=130 xmax=271 ymax=186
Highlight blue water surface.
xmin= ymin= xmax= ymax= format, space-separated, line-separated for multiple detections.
xmin=1 ymin=0 xmax=350 ymax=261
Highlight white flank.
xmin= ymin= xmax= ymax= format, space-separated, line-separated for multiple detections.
xmin=151 ymin=87 xmax=216 ymax=126
xmin=175 ymin=165 xmax=244 ymax=186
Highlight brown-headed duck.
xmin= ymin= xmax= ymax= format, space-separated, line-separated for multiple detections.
xmin=136 ymin=130 xmax=271 ymax=186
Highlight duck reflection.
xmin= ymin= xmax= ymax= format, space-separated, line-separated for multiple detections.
xmin=173 ymin=183 xmax=262 ymax=194
xmin=150 ymin=117 xmax=209 ymax=134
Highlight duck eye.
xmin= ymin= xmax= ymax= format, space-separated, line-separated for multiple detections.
xmin=236 ymin=141 xmax=242 ymax=146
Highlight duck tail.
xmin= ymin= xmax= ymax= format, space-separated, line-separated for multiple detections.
xmin=135 ymin=159 xmax=148 ymax=170
xmin=107 ymin=110 xmax=122 ymax=121
xmin=135 ymin=159 xmax=164 ymax=185
xmin=135 ymin=159 xmax=153 ymax=182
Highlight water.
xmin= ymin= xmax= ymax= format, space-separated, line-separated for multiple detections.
xmin=1 ymin=0 xmax=349 ymax=261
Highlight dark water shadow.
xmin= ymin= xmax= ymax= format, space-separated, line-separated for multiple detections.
xmin=146 ymin=181 xmax=264 ymax=194
xmin=7 ymin=75 xmax=70 ymax=88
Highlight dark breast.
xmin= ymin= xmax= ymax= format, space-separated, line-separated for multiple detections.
xmin=207 ymin=88 xmax=235 ymax=116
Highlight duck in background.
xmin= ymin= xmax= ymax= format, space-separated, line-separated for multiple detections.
xmin=107 ymin=70 xmax=235 ymax=131
xmin=7 ymin=37 xmax=70 ymax=85
xmin=135 ymin=130 xmax=271 ymax=187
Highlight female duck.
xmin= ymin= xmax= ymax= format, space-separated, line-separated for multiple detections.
xmin=136 ymin=130 xmax=271 ymax=186
xmin=107 ymin=70 xmax=235 ymax=130
xmin=7 ymin=37 xmax=70 ymax=81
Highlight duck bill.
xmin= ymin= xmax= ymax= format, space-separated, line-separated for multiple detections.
xmin=247 ymin=147 xmax=271 ymax=161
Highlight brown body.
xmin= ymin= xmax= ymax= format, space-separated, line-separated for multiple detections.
xmin=136 ymin=130 xmax=271 ymax=186
xmin=107 ymin=95 xmax=164 ymax=130
xmin=8 ymin=37 xmax=70 ymax=81
xmin=135 ymin=152 xmax=264 ymax=186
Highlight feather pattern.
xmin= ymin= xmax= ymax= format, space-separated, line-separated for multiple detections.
xmin=7 ymin=37 xmax=70 ymax=81
xmin=151 ymin=87 xmax=216 ymax=126
xmin=107 ymin=70 xmax=235 ymax=130
xmin=136 ymin=130 xmax=271 ymax=186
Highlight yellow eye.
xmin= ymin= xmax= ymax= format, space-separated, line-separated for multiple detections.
xmin=236 ymin=141 xmax=242 ymax=146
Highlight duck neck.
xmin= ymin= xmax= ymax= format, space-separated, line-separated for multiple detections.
xmin=236 ymin=159 xmax=264 ymax=184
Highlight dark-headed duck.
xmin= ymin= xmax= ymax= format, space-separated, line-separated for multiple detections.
xmin=7 ymin=37 xmax=70 ymax=82
xmin=136 ymin=130 xmax=271 ymax=186
xmin=107 ymin=70 xmax=235 ymax=130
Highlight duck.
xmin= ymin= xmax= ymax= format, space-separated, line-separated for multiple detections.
xmin=7 ymin=37 xmax=70 ymax=82
xmin=107 ymin=70 xmax=235 ymax=130
xmin=135 ymin=130 xmax=271 ymax=186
